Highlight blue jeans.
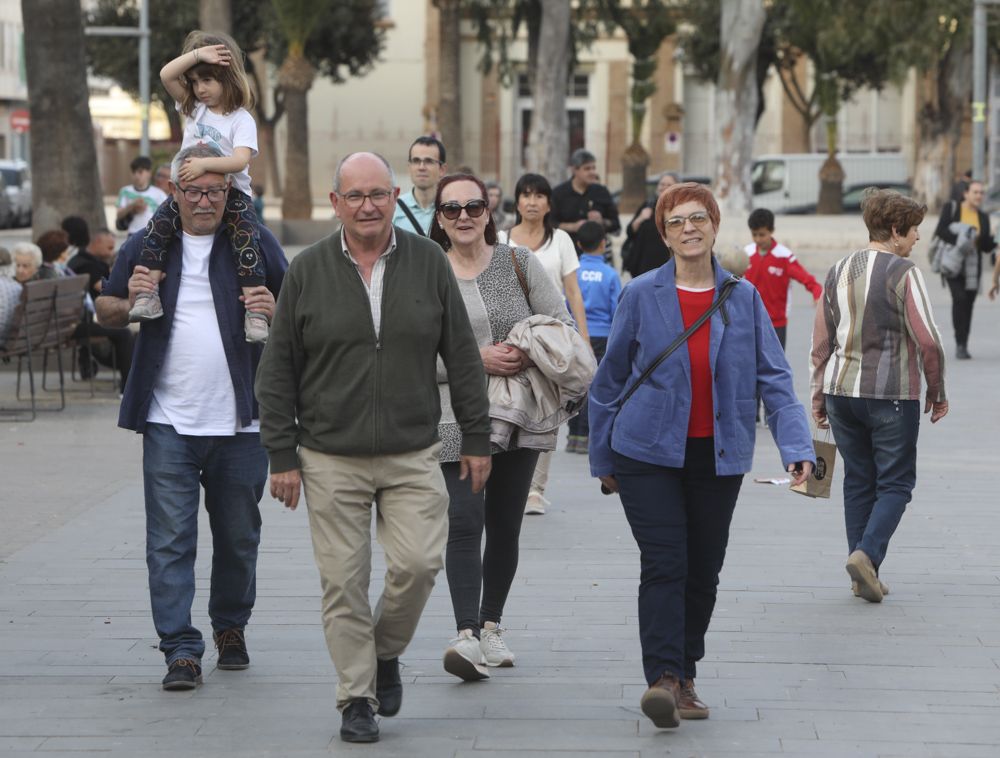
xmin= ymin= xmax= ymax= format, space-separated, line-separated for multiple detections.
xmin=614 ymin=439 xmax=743 ymax=685
xmin=142 ymin=423 xmax=267 ymax=664
xmin=825 ymin=395 xmax=919 ymax=569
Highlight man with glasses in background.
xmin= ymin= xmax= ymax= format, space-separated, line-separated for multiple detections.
xmin=257 ymin=151 xmax=490 ymax=744
xmin=96 ymin=144 xmax=287 ymax=692
xmin=392 ymin=136 xmax=447 ymax=236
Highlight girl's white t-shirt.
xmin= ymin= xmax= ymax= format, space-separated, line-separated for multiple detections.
xmin=180 ymin=102 xmax=258 ymax=196
xmin=498 ymin=227 xmax=579 ymax=293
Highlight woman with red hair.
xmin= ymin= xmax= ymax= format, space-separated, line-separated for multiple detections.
xmin=589 ymin=182 xmax=815 ymax=729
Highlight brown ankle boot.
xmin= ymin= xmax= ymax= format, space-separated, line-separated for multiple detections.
xmin=640 ymin=672 xmax=681 ymax=728
xmin=679 ymin=679 xmax=709 ymax=719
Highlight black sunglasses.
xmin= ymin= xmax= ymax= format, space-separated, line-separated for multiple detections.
xmin=438 ymin=200 xmax=488 ymax=220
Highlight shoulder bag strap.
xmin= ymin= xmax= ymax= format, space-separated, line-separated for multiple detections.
xmin=510 ymin=247 xmax=532 ymax=307
xmin=396 ymin=200 xmax=426 ymax=236
xmin=619 ymin=277 xmax=740 ymax=408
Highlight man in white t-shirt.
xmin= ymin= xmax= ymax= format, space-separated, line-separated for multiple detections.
xmin=96 ymin=144 xmax=288 ymax=692
xmin=116 ymin=156 xmax=168 ymax=236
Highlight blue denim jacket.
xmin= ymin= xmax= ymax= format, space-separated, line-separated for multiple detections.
xmin=588 ymin=258 xmax=815 ymax=477
xmin=102 ymin=225 xmax=288 ymax=433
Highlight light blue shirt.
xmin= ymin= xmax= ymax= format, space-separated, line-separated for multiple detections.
xmin=392 ymin=190 xmax=435 ymax=236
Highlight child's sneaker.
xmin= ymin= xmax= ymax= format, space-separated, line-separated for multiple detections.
xmin=129 ymin=290 xmax=164 ymax=322
xmin=574 ymin=436 xmax=589 ymax=454
xmin=244 ymin=311 xmax=270 ymax=343
xmin=480 ymin=621 xmax=515 ymax=667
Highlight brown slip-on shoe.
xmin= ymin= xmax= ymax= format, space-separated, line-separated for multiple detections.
xmin=846 ymin=550 xmax=883 ymax=603
xmin=640 ymin=672 xmax=681 ymax=728
xmin=679 ymin=679 xmax=709 ymax=719
xmin=852 ymin=579 xmax=889 ymax=597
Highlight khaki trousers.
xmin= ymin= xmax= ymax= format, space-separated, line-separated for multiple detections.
xmin=299 ymin=442 xmax=448 ymax=710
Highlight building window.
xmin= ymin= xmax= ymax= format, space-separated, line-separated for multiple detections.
xmin=516 ymin=72 xmax=590 ymax=98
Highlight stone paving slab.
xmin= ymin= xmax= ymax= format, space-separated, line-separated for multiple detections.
xmin=2 ymin=280 xmax=1000 ymax=755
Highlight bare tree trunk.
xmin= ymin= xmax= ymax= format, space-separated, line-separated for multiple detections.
xmin=23 ymin=0 xmax=105 ymax=235
xmin=527 ymin=0 xmax=570 ymax=183
xmin=279 ymin=56 xmax=315 ymax=219
xmin=436 ymin=0 xmax=463 ymax=165
xmin=714 ymin=0 xmax=766 ymax=214
xmin=199 ymin=0 xmax=231 ymax=33
xmin=913 ymin=29 xmax=972 ymax=212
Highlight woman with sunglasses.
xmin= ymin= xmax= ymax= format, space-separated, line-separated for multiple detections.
xmin=588 ymin=182 xmax=815 ymax=729
xmin=428 ymin=173 xmax=575 ymax=682
xmin=499 ymin=173 xmax=589 ymax=515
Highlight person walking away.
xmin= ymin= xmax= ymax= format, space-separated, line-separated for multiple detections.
xmin=566 ymin=220 xmax=621 ymax=453
xmin=589 ymin=182 xmax=814 ymax=730
xmin=811 ymin=188 xmax=948 ymax=603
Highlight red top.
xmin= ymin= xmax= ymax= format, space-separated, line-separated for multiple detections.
xmin=677 ymin=287 xmax=715 ymax=438
xmin=743 ymin=239 xmax=822 ymax=327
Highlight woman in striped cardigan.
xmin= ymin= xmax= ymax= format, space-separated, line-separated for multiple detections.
xmin=811 ymin=188 xmax=948 ymax=604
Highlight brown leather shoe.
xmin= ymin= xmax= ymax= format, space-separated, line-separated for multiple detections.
xmin=679 ymin=679 xmax=709 ymax=719
xmin=852 ymin=579 xmax=889 ymax=597
xmin=640 ymin=672 xmax=681 ymax=728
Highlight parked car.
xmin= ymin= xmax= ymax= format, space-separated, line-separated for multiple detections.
xmin=0 ymin=160 xmax=31 ymax=228
xmin=783 ymin=182 xmax=913 ymax=215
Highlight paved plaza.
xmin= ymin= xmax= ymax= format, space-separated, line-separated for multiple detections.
xmin=1 ymin=248 xmax=999 ymax=757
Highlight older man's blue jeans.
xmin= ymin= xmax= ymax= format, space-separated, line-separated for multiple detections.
xmin=142 ymin=423 xmax=267 ymax=664
xmin=825 ymin=395 xmax=919 ymax=569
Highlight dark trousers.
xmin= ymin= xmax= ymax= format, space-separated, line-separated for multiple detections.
xmin=568 ymin=336 xmax=608 ymax=438
xmin=139 ymin=188 xmax=265 ymax=285
xmin=442 ymin=448 xmax=540 ymax=632
xmin=614 ymin=438 xmax=743 ymax=685
xmin=825 ymin=395 xmax=919 ymax=569
xmin=946 ymin=276 xmax=976 ymax=348
xmin=73 ymin=317 xmax=135 ymax=386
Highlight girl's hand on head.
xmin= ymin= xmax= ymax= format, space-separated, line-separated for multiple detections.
xmin=198 ymin=45 xmax=232 ymax=67
xmin=178 ymin=158 xmax=207 ymax=183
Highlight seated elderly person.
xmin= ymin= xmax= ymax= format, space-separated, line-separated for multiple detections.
xmin=37 ymin=230 xmax=73 ymax=277
xmin=13 ymin=242 xmax=47 ymax=283
xmin=0 ymin=247 xmax=22 ymax=346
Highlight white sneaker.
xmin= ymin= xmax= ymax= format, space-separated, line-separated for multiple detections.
xmin=524 ymin=492 xmax=548 ymax=515
xmin=443 ymin=629 xmax=490 ymax=681
xmin=480 ymin=621 xmax=515 ymax=667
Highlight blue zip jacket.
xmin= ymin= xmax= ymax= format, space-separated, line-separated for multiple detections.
xmin=577 ymin=253 xmax=622 ymax=338
xmin=588 ymin=258 xmax=815 ymax=477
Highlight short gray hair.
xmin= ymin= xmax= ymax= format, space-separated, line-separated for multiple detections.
xmin=333 ymin=151 xmax=396 ymax=193
xmin=171 ymin=144 xmax=232 ymax=184
xmin=570 ymin=148 xmax=596 ymax=168
xmin=13 ymin=242 xmax=42 ymax=268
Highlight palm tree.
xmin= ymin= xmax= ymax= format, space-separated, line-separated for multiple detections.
xmin=23 ymin=0 xmax=106 ymax=234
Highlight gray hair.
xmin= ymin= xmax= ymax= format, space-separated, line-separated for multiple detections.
xmin=13 ymin=242 xmax=43 ymax=268
xmin=333 ymin=151 xmax=396 ymax=193
xmin=661 ymin=171 xmax=680 ymax=183
xmin=171 ymin=144 xmax=232 ymax=184
xmin=570 ymin=149 xmax=596 ymax=168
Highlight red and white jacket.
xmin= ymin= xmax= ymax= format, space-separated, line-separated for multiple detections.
xmin=743 ymin=239 xmax=822 ymax=328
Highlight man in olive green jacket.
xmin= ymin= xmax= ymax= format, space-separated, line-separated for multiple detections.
xmin=256 ymin=152 xmax=491 ymax=744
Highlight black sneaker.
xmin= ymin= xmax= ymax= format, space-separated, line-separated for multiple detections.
xmin=214 ymin=628 xmax=250 ymax=670
xmin=376 ymin=657 xmax=402 ymax=716
xmin=340 ymin=698 xmax=379 ymax=743
xmin=162 ymin=658 xmax=202 ymax=691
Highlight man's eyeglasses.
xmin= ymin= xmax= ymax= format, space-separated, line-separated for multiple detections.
xmin=409 ymin=157 xmax=443 ymax=168
xmin=663 ymin=211 xmax=712 ymax=231
xmin=337 ymin=189 xmax=394 ymax=209
xmin=438 ymin=200 xmax=488 ymax=220
xmin=178 ymin=185 xmax=227 ymax=203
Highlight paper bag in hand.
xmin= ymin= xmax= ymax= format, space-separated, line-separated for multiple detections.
xmin=790 ymin=438 xmax=837 ymax=499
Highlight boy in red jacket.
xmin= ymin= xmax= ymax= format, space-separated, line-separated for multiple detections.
xmin=743 ymin=208 xmax=822 ymax=349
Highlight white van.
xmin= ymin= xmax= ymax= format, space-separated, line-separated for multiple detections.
xmin=751 ymin=153 xmax=907 ymax=213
